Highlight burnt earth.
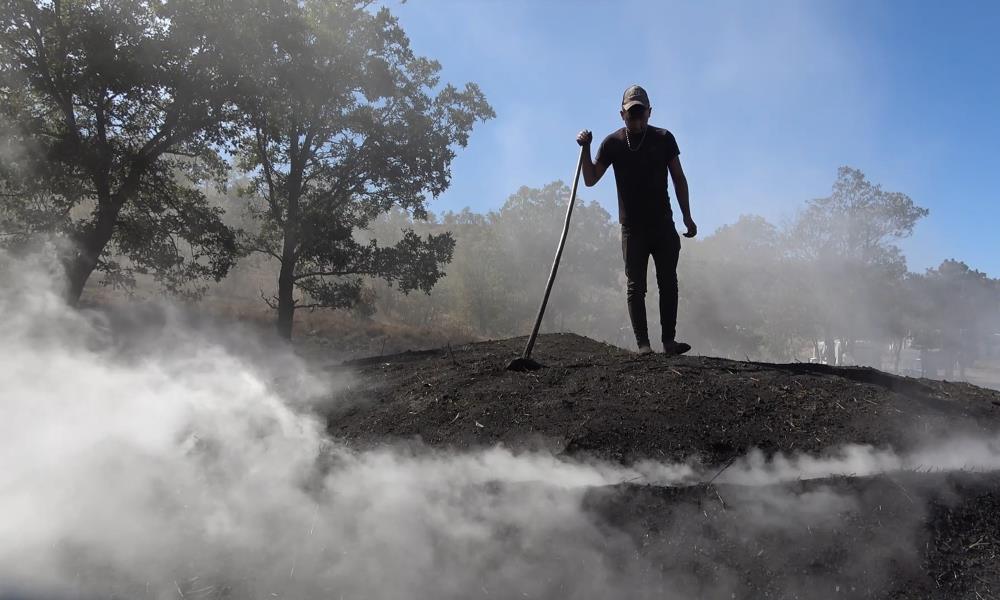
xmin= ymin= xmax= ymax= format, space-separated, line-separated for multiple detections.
xmin=324 ymin=333 xmax=1000 ymax=599
xmin=328 ymin=333 xmax=1000 ymax=464
xmin=582 ymin=472 xmax=1000 ymax=599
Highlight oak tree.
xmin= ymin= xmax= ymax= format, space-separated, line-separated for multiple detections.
xmin=236 ymin=0 xmax=493 ymax=339
xmin=0 ymin=0 xmax=246 ymax=302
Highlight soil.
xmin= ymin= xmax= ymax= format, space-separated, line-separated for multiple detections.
xmin=581 ymin=472 xmax=1000 ymax=599
xmin=325 ymin=333 xmax=1000 ymax=599
xmin=328 ymin=333 xmax=1000 ymax=465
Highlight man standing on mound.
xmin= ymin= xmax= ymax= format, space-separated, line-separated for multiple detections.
xmin=577 ymin=84 xmax=697 ymax=356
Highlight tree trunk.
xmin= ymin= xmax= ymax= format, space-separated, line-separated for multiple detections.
xmin=62 ymin=200 xmax=121 ymax=306
xmin=276 ymin=257 xmax=296 ymax=340
xmin=64 ymin=254 xmax=97 ymax=306
xmin=275 ymin=203 xmax=299 ymax=340
xmin=275 ymin=145 xmax=305 ymax=341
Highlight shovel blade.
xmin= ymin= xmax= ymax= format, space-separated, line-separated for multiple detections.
xmin=506 ymin=356 xmax=543 ymax=372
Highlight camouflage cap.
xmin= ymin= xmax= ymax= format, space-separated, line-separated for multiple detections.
xmin=622 ymin=85 xmax=650 ymax=110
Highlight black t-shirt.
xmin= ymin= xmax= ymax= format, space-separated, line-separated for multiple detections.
xmin=595 ymin=126 xmax=680 ymax=227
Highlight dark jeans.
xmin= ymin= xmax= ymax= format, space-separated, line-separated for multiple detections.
xmin=621 ymin=223 xmax=680 ymax=346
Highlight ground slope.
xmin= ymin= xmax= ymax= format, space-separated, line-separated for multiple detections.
xmin=324 ymin=333 xmax=1000 ymax=599
xmin=328 ymin=333 xmax=1000 ymax=464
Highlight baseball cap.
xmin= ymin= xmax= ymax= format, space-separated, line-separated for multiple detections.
xmin=622 ymin=85 xmax=650 ymax=110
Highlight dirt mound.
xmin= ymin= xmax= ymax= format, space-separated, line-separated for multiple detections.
xmin=328 ymin=333 xmax=1000 ymax=464
xmin=323 ymin=333 xmax=1000 ymax=599
xmin=582 ymin=471 xmax=1000 ymax=599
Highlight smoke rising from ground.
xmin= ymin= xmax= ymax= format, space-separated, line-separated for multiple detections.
xmin=3 ymin=250 xmax=1000 ymax=599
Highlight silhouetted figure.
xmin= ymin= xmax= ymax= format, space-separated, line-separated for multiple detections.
xmin=577 ymin=85 xmax=697 ymax=355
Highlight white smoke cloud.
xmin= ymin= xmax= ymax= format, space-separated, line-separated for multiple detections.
xmin=0 ymin=249 xmax=647 ymax=599
xmin=2 ymin=248 xmax=998 ymax=599
xmin=702 ymin=436 xmax=1000 ymax=487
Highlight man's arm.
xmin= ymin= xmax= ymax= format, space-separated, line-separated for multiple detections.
xmin=668 ymin=155 xmax=697 ymax=238
xmin=576 ymin=130 xmax=608 ymax=187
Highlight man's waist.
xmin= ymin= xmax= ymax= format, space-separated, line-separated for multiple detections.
xmin=620 ymin=197 xmax=672 ymax=211
xmin=620 ymin=204 xmax=673 ymax=221
xmin=620 ymin=215 xmax=674 ymax=230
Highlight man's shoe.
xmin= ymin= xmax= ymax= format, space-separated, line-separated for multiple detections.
xmin=636 ymin=343 xmax=654 ymax=355
xmin=662 ymin=340 xmax=691 ymax=356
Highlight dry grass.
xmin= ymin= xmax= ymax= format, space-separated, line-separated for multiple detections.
xmin=80 ymin=274 xmax=482 ymax=363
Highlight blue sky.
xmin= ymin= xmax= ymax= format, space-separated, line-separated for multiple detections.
xmin=388 ymin=0 xmax=1000 ymax=276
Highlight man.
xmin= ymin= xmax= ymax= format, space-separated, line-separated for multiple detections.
xmin=577 ymin=84 xmax=696 ymax=355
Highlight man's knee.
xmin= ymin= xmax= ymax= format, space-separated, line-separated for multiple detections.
xmin=625 ymin=277 xmax=647 ymax=298
xmin=655 ymin=270 xmax=678 ymax=292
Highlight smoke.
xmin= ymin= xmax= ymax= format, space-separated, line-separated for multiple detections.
xmin=2 ymin=249 xmax=1000 ymax=599
xmin=0 ymin=249 xmax=643 ymax=598
xmin=668 ymin=436 xmax=1000 ymax=487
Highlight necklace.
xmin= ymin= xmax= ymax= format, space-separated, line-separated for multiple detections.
xmin=625 ymin=126 xmax=647 ymax=151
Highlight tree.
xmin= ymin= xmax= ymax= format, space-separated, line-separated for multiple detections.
xmin=236 ymin=0 xmax=493 ymax=339
xmin=909 ymin=260 xmax=1000 ymax=375
xmin=0 ymin=0 xmax=249 ymax=302
xmin=361 ymin=183 xmax=625 ymax=344
xmin=785 ymin=166 xmax=927 ymax=362
xmin=491 ymin=182 xmax=621 ymax=335
xmin=678 ymin=214 xmax=810 ymax=360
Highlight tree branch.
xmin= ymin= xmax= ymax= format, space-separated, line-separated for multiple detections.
xmin=258 ymin=288 xmax=278 ymax=309
xmin=244 ymin=243 xmax=283 ymax=262
xmin=292 ymin=302 xmax=331 ymax=310
xmin=294 ymin=269 xmax=367 ymax=280
xmin=253 ymin=118 xmax=282 ymax=222
xmin=163 ymin=150 xmax=204 ymax=159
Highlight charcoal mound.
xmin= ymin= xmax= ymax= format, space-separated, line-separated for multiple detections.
xmin=324 ymin=333 xmax=1000 ymax=599
xmin=581 ymin=471 xmax=1000 ymax=599
xmin=328 ymin=333 xmax=1000 ymax=464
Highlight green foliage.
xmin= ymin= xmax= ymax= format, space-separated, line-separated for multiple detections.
xmin=909 ymin=260 xmax=1000 ymax=356
xmin=783 ymin=166 xmax=929 ymax=355
xmin=365 ymin=182 xmax=626 ymax=344
xmin=492 ymin=182 xmax=621 ymax=335
xmin=111 ymin=162 xmax=237 ymax=296
xmin=234 ymin=0 xmax=492 ymax=337
xmin=0 ymin=0 xmax=244 ymax=301
xmin=679 ymin=215 xmax=790 ymax=359
xmin=788 ymin=166 xmax=927 ymax=271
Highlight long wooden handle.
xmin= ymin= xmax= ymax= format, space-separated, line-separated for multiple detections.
xmin=520 ymin=145 xmax=586 ymax=360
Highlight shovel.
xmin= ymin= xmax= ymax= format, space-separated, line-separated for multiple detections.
xmin=507 ymin=144 xmax=586 ymax=372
